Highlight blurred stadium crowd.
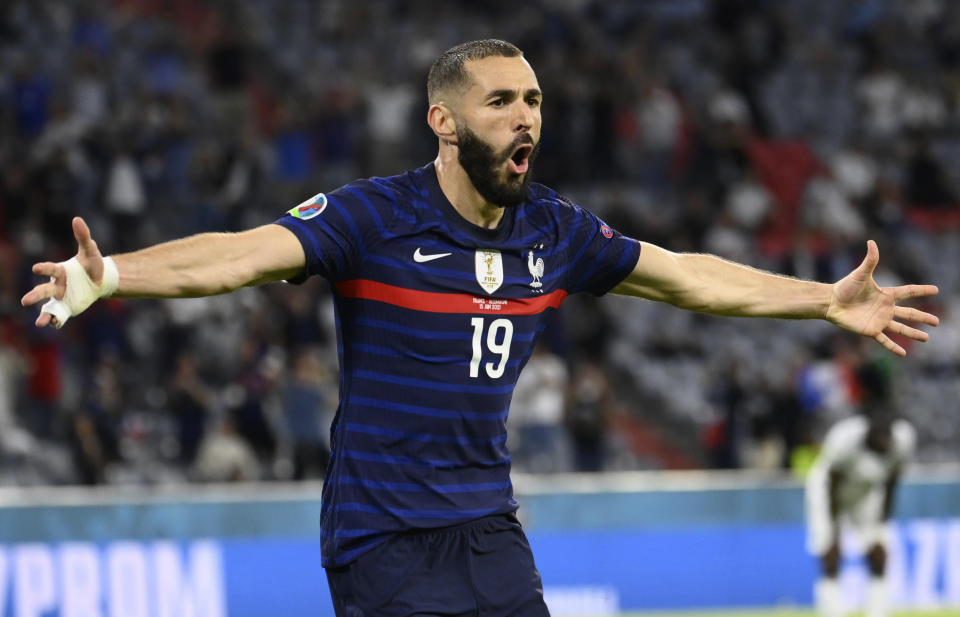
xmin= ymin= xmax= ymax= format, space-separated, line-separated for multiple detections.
xmin=0 ymin=0 xmax=958 ymax=486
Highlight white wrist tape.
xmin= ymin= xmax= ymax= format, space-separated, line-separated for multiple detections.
xmin=40 ymin=256 xmax=119 ymax=328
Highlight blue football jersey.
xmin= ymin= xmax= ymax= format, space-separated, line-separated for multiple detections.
xmin=274 ymin=163 xmax=641 ymax=566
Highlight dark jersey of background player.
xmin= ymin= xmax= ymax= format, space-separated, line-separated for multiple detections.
xmin=275 ymin=162 xmax=641 ymax=567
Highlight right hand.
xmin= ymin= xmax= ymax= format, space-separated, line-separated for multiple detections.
xmin=20 ymin=216 xmax=105 ymax=328
xmin=826 ymin=240 xmax=939 ymax=356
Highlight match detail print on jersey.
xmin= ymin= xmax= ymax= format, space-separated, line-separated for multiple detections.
xmin=413 ymin=248 xmax=453 ymax=263
xmin=475 ymin=249 xmax=504 ymax=294
xmin=335 ymin=279 xmax=567 ymax=315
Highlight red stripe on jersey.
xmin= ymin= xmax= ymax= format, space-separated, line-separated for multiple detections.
xmin=335 ymin=279 xmax=568 ymax=315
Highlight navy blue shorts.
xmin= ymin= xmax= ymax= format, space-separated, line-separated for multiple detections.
xmin=325 ymin=513 xmax=551 ymax=617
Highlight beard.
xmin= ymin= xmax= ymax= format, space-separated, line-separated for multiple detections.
xmin=456 ymin=124 xmax=540 ymax=208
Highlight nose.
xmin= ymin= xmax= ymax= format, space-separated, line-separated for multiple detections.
xmin=513 ymin=100 xmax=533 ymax=132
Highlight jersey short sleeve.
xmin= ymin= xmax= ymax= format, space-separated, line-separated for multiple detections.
xmin=273 ymin=181 xmax=391 ymax=282
xmin=556 ymin=199 xmax=641 ymax=296
xmin=892 ymin=419 xmax=917 ymax=463
xmin=818 ymin=416 xmax=867 ymax=469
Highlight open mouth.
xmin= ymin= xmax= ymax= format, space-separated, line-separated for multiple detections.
xmin=508 ymin=144 xmax=532 ymax=175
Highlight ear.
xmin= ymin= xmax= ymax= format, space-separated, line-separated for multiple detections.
xmin=427 ymin=103 xmax=457 ymax=145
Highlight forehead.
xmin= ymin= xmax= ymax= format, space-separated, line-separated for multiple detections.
xmin=462 ymin=56 xmax=540 ymax=97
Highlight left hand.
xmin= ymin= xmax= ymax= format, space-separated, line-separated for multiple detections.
xmin=826 ymin=240 xmax=939 ymax=356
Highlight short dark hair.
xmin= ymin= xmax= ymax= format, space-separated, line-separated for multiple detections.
xmin=427 ymin=39 xmax=523 ymax=104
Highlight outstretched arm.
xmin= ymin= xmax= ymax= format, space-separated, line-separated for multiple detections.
xmin=611 ymin=240 xmax=939 ymax=356
xmin=21 ymin=217 xmax=305 ymax=328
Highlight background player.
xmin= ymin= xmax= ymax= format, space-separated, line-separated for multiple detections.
xmin=22 ymin=39 xmax=938 ymax=617
xmin=805 ymin=365 xmax=916 ymax=617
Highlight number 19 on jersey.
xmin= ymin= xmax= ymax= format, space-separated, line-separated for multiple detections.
xmin=469 ymin=317 xmax=514 ymax=378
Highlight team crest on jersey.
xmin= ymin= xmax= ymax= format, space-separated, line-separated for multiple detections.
xmin=527 ymin=248 xmax=544 ymax=291
xmin=475 ymin=249 xmax=503 ymax=294
xmin=288 ymin=193 xmax=327 ymax=220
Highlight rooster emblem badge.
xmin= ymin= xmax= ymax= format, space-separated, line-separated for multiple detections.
xmin=527 ymin=250 xmax=544 ymax=290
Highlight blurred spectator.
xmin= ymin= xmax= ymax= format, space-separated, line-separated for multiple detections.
xmin=903 ymin=136 xmax=958 ymax=208
xmin=12 ymin=60 xmax=50 ymax=140
xmin=509 ymin=343 xmax=569 ymax=474
xmin=0 ymin=321 xmax=34 ymax=468
xmin=900 ymin=78 xmax=948 ymax=134
xmin=725 ymin=173 xmax=773 ymax=231
xmin=769 ymin=357 xmax=809 ymax=470
xmin=68 ymin=351 xmax=124 ymax=484
xmin=104 ymin=142 xmax=147 ymax=253
xmin=364 ymin=75 xmax=419 ymax=176
xmin=279 ymin=346 xmax=332 ymax=480
xmin=743 ymin=413 xmax=786 ymax=471
xmin=703 ymin=210 xmax=752 ymax=263
xmin=276 ymin=282 xmax=330 ymax=349
xmin=167 ymin=350 xmax=210 ymax=468
xmin=273 ymin=98 xmax=314 ymax=186
xmin=22 ymin=329 xmax=64 ymax=441
xmin=856 ymin=61 xmax=904 ymax=143
xmin=797 ymin=334 xmax=865 ymax=433
xmin=217 ymin=129 xmax=268 ymax=230
xmin=70 ymin=50 xmax=108 ymax=131
xmin=801 ymin=173 xmax=866 ymax=243
xmin=193 ymin=415 xmax=260 ymax=482
xmin=205 ymin=21 xmax=255 ymax=136
xmin=618 ymin=77 xmax=684 ymax=194
xmin=565 ymin=361 xmax=616 ymax=472
xmin=225 ymin=335 xmax=280 ymax=469
xmin=703 ymin=360 xmax=748 ymax=469
xmin=312 ymin=84 xmax=363 ymax=189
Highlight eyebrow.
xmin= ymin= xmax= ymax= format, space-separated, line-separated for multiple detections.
xmin=485 ymin=88 xmax=543 ymax=100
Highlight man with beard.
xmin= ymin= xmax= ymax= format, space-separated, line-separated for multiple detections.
xmin=22 ymin=39 xmax=939 ymax=617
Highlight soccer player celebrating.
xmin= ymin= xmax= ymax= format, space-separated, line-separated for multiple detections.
xmin=805 ymin=365 xmax=916 ymax=617
xmin=23 ymin=40 xmax=938 ymax=617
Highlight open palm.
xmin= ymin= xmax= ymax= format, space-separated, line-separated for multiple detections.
xmin=826 ymin=240 xmax=939 ymax=356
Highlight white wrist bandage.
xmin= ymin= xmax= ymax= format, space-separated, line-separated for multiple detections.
xmin=40 ymin=256 xmax=119 ymax=328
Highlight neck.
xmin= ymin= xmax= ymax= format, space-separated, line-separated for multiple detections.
xmin=434 ymin=149 xmax=505 ymax=229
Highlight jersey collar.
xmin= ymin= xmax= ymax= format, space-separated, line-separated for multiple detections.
xmin=417 ymin=162 xmax=518 ymax=244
